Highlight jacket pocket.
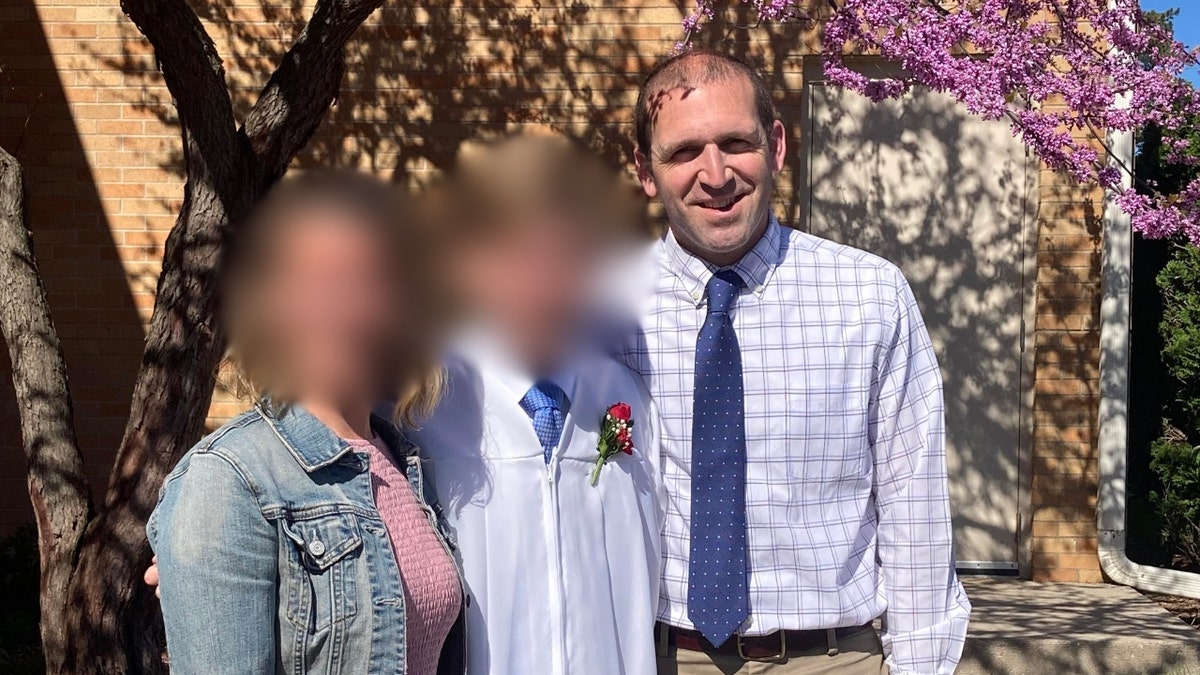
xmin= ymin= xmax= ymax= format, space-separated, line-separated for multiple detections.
xmin=280 ymin=511 xmax=363 ymax=632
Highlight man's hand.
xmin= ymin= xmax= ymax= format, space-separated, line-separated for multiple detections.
xmin=145 ymin=556 xmax=160 ymax=599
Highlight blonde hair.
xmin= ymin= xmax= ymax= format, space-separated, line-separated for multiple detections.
xmin=433 ymin=132 xmax=648 ymax=243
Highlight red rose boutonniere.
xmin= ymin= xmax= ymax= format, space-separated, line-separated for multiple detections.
xmin=590 ymin=402 xmax=634 ymax=486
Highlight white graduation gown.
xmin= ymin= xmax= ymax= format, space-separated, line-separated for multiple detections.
xmin=407 ymin=343 xmax=663 ymax=675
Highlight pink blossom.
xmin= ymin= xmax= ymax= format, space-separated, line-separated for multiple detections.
xmin=680 ymin=0 xmax=1200 ymax=243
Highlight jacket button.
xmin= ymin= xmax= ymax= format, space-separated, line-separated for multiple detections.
xmin=308 ymin=539 xmax=326 ymax=556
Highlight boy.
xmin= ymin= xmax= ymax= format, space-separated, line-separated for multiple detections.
xmin=410 ymin=134 xmax=663 ymax=675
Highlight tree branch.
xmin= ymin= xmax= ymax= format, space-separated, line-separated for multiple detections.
xmin=0 ymin=145 xmax=93 ymax=674
xmin=120 ymin=0 xmax=243 ymax=176
xmin=242 ymin=0 xmax=387 ymax=181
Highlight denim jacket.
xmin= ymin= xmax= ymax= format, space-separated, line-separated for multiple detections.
xmin=147 ymin=402 xmax=466 ymax=675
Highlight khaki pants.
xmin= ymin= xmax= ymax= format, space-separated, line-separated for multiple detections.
xmin=656 ymin=626 xmax=888 ymax=675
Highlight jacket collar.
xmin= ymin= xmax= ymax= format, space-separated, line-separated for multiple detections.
xmin=258 ymin=400 xmax=415 ymax=473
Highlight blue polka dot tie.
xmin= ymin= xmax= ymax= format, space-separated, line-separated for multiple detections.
xmin=688 ymin=269 xmax=749 ymax=646
xmin=520 ymin=381 xmax=568 ymax=464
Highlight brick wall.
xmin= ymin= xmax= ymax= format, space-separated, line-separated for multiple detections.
xmin=0 ymin=0 xmax=1106 ymax=581
xmin=0 ymin=0 xmax=691 ymax=533
xmin=1029 ymin=172 xmax=1105 ymax=582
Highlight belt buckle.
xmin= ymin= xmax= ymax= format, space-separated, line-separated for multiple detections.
xmin=736 ymin=631 xmax=787 ymax=662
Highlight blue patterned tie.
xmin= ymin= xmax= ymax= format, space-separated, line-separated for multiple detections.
xmin=688 ymin=269 xmax=749 ymax=646
xmin=520 ymin=381 xmax=568 ymax=464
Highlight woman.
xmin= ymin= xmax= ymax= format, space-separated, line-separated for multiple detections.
xmin=148 ymin=172 xmax=463 ymax=675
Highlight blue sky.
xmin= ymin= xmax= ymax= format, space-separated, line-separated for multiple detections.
xmin=1140 ymin=0 xmax=1200 ymax=83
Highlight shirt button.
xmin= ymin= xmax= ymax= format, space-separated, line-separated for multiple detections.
xmin=308 ymin=539 xmax=326 ymax=556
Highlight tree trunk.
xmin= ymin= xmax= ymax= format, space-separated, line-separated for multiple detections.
xmin=0 ymin=147 xmax=94 ymax=675
xmin=49 ymin=0 xmax=387 ymax=671
xmin=60 ymin=142 xmax=253 ymax=675
xmin=56 ymin=1 xmax=250 ymax=670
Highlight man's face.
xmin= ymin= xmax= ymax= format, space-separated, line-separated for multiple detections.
xmin=636 ymin=75 xmax=786 ymax=267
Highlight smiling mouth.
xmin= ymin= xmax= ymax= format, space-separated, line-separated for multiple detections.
xmin=697 ymin=193 xmax=746 ymax=212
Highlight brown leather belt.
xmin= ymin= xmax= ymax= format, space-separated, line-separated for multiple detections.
xmin=657 ymin=621 xmax=873 ymax=661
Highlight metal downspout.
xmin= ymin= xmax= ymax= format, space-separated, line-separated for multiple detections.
xmin=1096 ymin=91 xmax=1200 ymax=598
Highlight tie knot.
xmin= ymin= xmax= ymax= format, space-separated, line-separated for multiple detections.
xmin=520 ymin=380 xmax=568 ymax=416
xmin=705 ymin=269 xmax=744 ymax=315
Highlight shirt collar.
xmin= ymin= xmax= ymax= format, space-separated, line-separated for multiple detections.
xmin=451 ymin=324 xmax=578 ymax=413
xmin=661 ymin=213 xmax=785 ymax=307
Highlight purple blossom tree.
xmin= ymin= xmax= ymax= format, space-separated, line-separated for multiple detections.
xmin=679 ymin=0 xmax=1200 ymax=242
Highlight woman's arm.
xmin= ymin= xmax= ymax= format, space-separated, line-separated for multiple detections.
xmin=149 ymin=452 xmax=278 ymax=675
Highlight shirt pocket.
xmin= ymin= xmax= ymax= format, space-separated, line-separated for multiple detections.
xmin=782 ymin=393 xmax=873 ymax=484
xmin=279 ymin=511 xmax=363 ymax=632
xmin=782 ymin=444 xmax=871 ymax=484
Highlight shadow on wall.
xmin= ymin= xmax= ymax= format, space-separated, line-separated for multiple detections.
xmin=0 ymin=0 xmax=144 ymax=534
xmin=1027 ymin=176 xmax=1103 ymax=573
xmin=337 ymin=2 xmax=656 ymax=184
xmin=802 ymin=79 xmax=1034 ymax=565
xmin=2 ymin=0 xmax=1110 ymax=569
xmin=801 ymin=80 xmax=1107 ymax=571
xmin=78 ymin=0 xmax=666 ymax=421
xmin=92 ymin=1 xmax=660 ymax=192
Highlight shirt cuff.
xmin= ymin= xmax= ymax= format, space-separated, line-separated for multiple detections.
xmin=881 ymin=589 xmax=972 ymax=674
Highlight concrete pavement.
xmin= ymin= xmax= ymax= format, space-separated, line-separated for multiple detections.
xmin=958 ymin=577 xmax=1200 ymax=674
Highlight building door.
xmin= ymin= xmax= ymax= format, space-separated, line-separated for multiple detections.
xmin=802 ymin=68 xmax=1034 ymax=570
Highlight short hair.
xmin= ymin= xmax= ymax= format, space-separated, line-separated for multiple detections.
xmin=634 ymin=49 xmax=777 ymax=158
xmin=431 ymin=132 xmax=646 ymax=242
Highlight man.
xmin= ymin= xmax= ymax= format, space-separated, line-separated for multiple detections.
xmin=406 ymin=134 xmax=665 ymax=675
xmin=626 ymin=50 xmax=971 ymax=674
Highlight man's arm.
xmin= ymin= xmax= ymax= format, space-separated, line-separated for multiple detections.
xmin=148 ymin=452 xmax=279 ymax=675
xmin=869 ymin=270 xmax=971 ymax=675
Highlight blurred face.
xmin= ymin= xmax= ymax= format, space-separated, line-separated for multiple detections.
xmin=635 ymin=75 xmax=786 ymax=267
xmin=254 ymin=209 xmax=403 ymax=405
xmin=455 ymin=210 xmax=599 ymax=372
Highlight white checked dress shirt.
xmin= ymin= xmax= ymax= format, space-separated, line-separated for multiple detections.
xmin=623 ymin=216 xmax=971 ymax=674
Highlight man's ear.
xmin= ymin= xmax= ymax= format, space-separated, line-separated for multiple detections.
xmin=769 ymin=120 xmax=786 ymax=174
xmin=634 ymin=149 xmax=659 ymax=199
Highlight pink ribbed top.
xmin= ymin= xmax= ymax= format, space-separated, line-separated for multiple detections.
xmin=348 ymin=437 xmax=460 ymax=675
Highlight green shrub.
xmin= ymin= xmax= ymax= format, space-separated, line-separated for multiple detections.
xmin=1152 ymin=242 xmax=1200 ymax=570
xmin=1150 ymin=439 xmax=1200 ymax=570
xmin=1158 ymin=244 xmax=1200 ymax=434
